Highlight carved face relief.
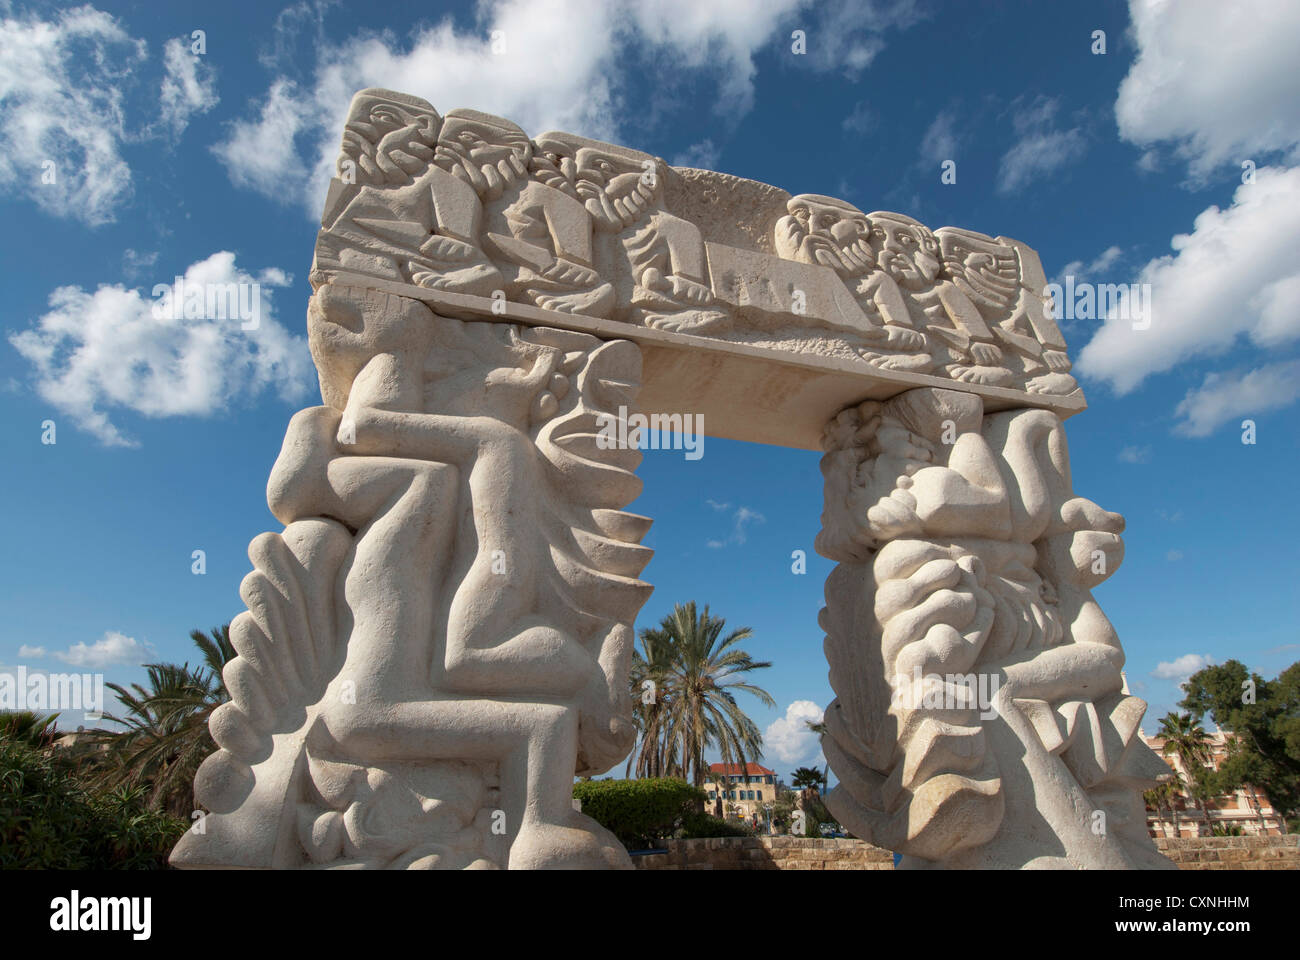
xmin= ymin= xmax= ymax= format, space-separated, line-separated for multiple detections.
xmin=780 ymin=195 xmax=873 ymax=275
xmin=340 ymin=91 xmax=440 ymax=186
xmin=435 ymin=111 xmax=532 ymax=196
xmin=867 ymin=214 xmax=941 ymax=291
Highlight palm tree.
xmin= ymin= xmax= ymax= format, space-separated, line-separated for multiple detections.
xmin=1144 ymin=771 xmax=1184 ymax=838
xmin=806 ymin=718 xmax=830 ymax=793
xmin=629 ymin=602 xmax=775 ymax=788
xmin=706 ymin=768 xmax=728 ymax=817
xmin=96 ymin=625 xmax=235 ymax=815
xmin=1157 ymin=712 xmax=1213 ymax=836
xmin=792 ymin=766 xmax=824 ymax=795
xmin=626 ymin=629 xmax=678 ymax=779
xmin=0 ymin=710 xmax=60 ymax=747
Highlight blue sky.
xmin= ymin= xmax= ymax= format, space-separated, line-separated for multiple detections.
xmin=2 ymin=0 xmax=1298 ymax=779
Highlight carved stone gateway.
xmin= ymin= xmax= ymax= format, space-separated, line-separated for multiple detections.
xmin=171 ymin=88 xmax=1171 ymax=870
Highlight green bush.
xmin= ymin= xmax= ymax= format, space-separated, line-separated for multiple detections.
xmin=0 ymin=741 xmax=185 ymax=868
xmin=573 ymin=777 xmax=705 ymax=849
xmin=679 ymin=812 xmax=755 ymax=839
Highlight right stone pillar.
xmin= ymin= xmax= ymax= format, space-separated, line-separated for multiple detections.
xmin=817 ymin=387 xmax=1175 ymax=869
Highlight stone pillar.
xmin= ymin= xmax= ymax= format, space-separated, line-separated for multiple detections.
xmin=171 ymin=284 xmax=653 ymax=870
xmin=816 ymin=387 xmax=1174 ymax=869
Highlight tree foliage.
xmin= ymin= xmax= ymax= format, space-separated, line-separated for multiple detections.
xmin=1179 ymin=659 xmax=1300 ymax=829
xmin=625 ymin=602 xmax=774 ymax=786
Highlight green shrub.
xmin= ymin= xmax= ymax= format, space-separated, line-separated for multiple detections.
xmin=0 ymin=741 xmax=185 ymax=868
xmin=679 ymin=812 xmax=754 ymax=839
xmin=573 ymin=777 xmax=705 ymax=849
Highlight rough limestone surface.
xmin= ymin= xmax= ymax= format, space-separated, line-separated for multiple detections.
xmin=171 ymin=87 xmax=1170 ymax=870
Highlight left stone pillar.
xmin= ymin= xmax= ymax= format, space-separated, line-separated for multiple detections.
xmin=171 ymin=283 xmax=654 ymax=869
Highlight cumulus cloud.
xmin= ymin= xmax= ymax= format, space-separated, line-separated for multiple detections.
xmin=17 ymin=645 xmax=46 ymax=658
xmin=53 ymin=631 xmax=153 ymax=668
xmin=215 ymin=0 xmax=921 ymax=216
xmin=0 ymin=8 xmax=219 ymax=224
xmin=1173 ymin=360 xmax=1300 ymax=437
xmin=8 ymin=252 xmax=314 ymax=447
xmin=1116 ymin=0 xmax=1300 ymax=176
xmin=764 ymin=700 xmax=824 ymax=765
xmin=1152 ymin=653 xmax=1215 ymax=681
xmin=1076 ymin=166 xmax=1300 ymax=394
xmin=997 ymin=97 xmax=1087 ymax=194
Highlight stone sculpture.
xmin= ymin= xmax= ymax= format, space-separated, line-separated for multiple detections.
xmin=172 ymin=86 xmax=1168 ymax=870
xmin=816 ymin=389 xmax=1171 ymax=868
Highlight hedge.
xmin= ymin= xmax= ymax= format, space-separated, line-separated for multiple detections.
xmin=573 ymin=777 xmax=705 ymax=849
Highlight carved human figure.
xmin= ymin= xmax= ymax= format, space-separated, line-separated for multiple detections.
xmin=818 ymin=388 xmax=1173 ymax=868
xmin=936 ymin=227 xmax=1078 ymax=395
xmin=312 ymin=88 xmax=504 ymax=296
xmin=531 ymin=132 xmax=730 ymax=334
xmin=176 ymin=284 xmax=650 ymax=869
xmin=862 ymin=212 xmax=1014 ymax=386
xmin=432 ymin=109 xmax=615 ymax=316
xmin=775 ymin=194 xmax=933 ymax=370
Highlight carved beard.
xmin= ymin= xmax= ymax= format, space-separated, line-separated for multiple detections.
xmin=879 ymin=247 xmax=940 ymax=291
xmin=576 ymin=173 xmax=656 ymax=231
xmin=434 ymin=141 xmax=530 ymax=201
xmin=340 ymin=117 xmax=437 ymax=186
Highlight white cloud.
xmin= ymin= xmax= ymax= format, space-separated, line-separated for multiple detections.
xmin=919 ymin=109 xmax=958 ymax=166
xmin=53 ymin=631 xmax=153 ymax=668
xmin=1151 ymin=653 xmax=1214 ymax=681
xmin=842 ymin=100 xmax=874 ymax=136
xmin=1058 ymin=245 xmax=1122 ymax=286
xmin=1173 ymin=360 xmax=1300 ymax=437
xmin=0 ymin=5 xmax=144 ymax=224
xmin=1076 ymin=166 xmax=1300 ymax=394
xmin=1116 ymin=0 xmax=1300 ymax=177
xmin=159 ymin=36 xmax=219 ymax=134
xmin=1165 ymin=549 xmax=1183 ymax=562
xmin=121 ymin=248 xmax=159 ymax=279
xmin=705 ymin=503 xmax=765 ymax=548
xmin=215 ymin=0 xmax=920 ymax=216
xmin=1117 ymin=444 xmax=1150 ymax=464
xmin=9 ymin=251 xmax=313 ymax=446
xmin=997 ymin=97 xmax=1086 ymax=194
xmin=0 ymin=10 xmax=221 ymax=224
xmin=671 ymin=139 xmax=720 ymax=170
xmin=765 ymin=700 xmax=824 ymax=766
xmin=17 ymin=645 xmax=46 ymax=658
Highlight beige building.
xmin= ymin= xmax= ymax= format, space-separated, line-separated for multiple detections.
xmin=1142 ymin=729 xmax=1286 ymax=837
xmin=705 ymin=762 xmax=778 ymax=825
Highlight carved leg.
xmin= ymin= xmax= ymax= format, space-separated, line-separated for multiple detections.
xmin=817 ymin=387 xmax=1174 ymax=869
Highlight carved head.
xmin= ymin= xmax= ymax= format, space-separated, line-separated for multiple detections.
xmin=866 ymin=212 xmax=941 ymax=291
xmin=534 ymin=132 xmax=660 ymax=231
xmin=789 ymin=195 xmax=870 ymax=247
xmin=307 ymin=284 xmax=436 ymax=409
xmin=338 ymin=88 xmax=441 ymax=186
xmin=435 ymin=109 xmax=532 ymax=199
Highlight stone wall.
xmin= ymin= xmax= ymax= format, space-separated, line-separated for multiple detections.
xmin=632 ymin=837 xmax=894 ymax=870
xmin=632 ymin=836 xmax=1300 ymax=870
xmin=1153 ymin=836 xmax=1300 ymax=870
